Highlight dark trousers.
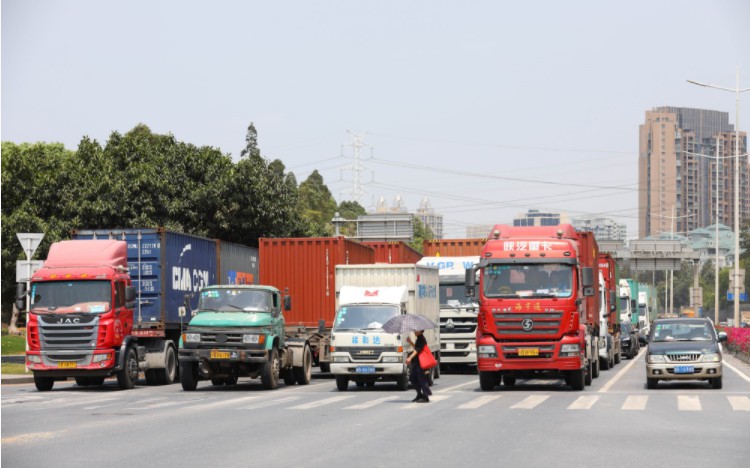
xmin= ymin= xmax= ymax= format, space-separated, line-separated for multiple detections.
xmin=409 ymin=361 xmax=432 ymax=397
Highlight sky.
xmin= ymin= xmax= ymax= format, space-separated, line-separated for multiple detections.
xmin=2 ymin=0 xmax=749 ymax=239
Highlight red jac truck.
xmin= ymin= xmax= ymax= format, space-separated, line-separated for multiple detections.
xmin=465 ymin=224 xmax=600 ymax=390
xmin=19 ymin=228 xmax=257 ymax=391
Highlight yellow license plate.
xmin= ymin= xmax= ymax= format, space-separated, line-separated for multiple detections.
xmin=210 ymin=350 xmax=230 ymax=359
xmin=518 ymin=348 xmax=539 ymax=357
xmin=58 ymin=361 xmax=77 ymax=368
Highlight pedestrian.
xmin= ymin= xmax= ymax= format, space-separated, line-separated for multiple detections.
xmin=406 ymin=329 xmax=432 ymax=403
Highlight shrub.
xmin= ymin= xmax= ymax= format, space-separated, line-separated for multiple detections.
xmin=726 ymin=327 xmax=750 ymax=355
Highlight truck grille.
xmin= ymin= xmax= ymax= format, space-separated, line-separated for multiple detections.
xmin=666 ymin=353 xmax=702 ymax=363
xmin=440 ymin=317 xmax=478 ymax=334
xmin=493 ymin=312 xmax=563 ymax=335
xmin=38 ymin=315 xmax=99 ymax=349
xmin=199 ymin=332 xmax=245 ymax=345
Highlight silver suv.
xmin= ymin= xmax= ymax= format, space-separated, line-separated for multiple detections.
xmin=645 ymin=318 xmax=727 ymax=389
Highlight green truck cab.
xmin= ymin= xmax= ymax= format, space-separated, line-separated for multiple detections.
xmin=178 ymin=285 xmax=312 ymax=390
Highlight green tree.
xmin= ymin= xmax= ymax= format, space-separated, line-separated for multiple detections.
xmin=298 ymin=170 xmax=337 ymax=236
xmin=336 ymin=200 xmax=367 ymax=237
xmin=409 ymin=217 xmax=434 ymax=253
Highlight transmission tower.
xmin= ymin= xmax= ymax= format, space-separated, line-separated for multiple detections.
xmin=341 ymin=131 xmax=373 ymax=203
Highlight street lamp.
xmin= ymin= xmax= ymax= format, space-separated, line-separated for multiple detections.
xmin=684 ymin=147 xmax=736 ymax=322
xmin=689 ymin=67 xmax=750 ymax=327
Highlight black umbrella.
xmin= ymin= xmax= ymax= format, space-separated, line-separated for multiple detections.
xmin=381 ymin=314 xmax=438 ymax=334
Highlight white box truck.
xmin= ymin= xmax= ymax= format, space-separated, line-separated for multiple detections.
xmin=417 ymin=256 xmax=479 ymax=369
xmin=330 ymin=264 xmax=440 ymax=391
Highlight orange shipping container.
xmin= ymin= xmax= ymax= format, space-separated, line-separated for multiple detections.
xmin=422 ymin=238 xmax=486 ymax=257
xmin=259 ymin=237 xmax=375 ymax=328
xmin=361 ymin=241 xmax=423 ymax=264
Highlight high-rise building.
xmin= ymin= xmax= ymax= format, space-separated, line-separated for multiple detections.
xmin=639 ymin=107 xmax=748 ymax=238
xmin=513 ymin=209 xmax=568 ymax=227
xmin=415 ymin=197 xmax=444 ymax=239
xmin=570 ymin=216 xmax=627 ymax=241
xmin=465 ymin=224 xmax=493 ymax=239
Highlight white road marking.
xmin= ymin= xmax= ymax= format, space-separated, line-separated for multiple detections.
xmin=288 ymin=395 xmax=354 ymax=410
xmin=401 ymin=394 xmax=450 ymax=409
xmin=344 ymin=396 xmax=399 ymax=409
xmin=598 ymin=349 xmax=643 ymax=393
xmin=438 ymin=380 xmax=477 ymax=392
xmin=186 ymin=395 xmax=260 ymax=410
xmin=457 ymin=395 xmax=501 ymax=409
xmin=727 ymin=396 xmax=750 ymax=412
xmin=240 ymin=396 xmax=299 ymax=410
xmin=567 ymin=395 xmax=599 ymax=410
xmin=511 ymin=395 xmax=550 ymax=409
xmin=622 ymin=395 xmax=648 ymax=410
xmin=723 ymin=360 xmax=750 ymax=384
xmin=678 ymin=395 xmax=702 ymax=411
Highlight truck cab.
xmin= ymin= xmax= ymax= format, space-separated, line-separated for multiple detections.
xmin=178 ymin=285 xmax=312 ymax=390
xmin=330 ymin=286 xmax=412 ymax=390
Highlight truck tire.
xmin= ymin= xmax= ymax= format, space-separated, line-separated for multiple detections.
xmin=600 ymin=355 xmax=610 ymax=371
xmin=320 ymin=362 xmax=331 ymax=373
xmin=294 ymin=344 xmax=312 ymax=385
xmin=261 ymin=347 xmax=280 ymax=390
xmin=76 ymin=377 xmax=92 ymax=386
xmin=156 ymin=346 xmax=177 ymax=385
xmin=145 ymin=370 xmax=159 ymax=385
xmin=569 ymin=369 xmax=585 ymax=390
xmin=117 ymin=347 xmax=138 ymax=390
xmin=614 ymin=350 xmax=621 ymax=364
xmin=283 ymin=368 xmax=296 ymax=386
xmin=34 ymin=375 xmax=54 ymax=391
xmin=396 ymin=373 xmax=409 ymax=391
xmin=503 ymin=375 xmax=516 ymax=386
xmin=646 ymin=378 xmax=658 ymax=389
xmin=336 ymin=375 xmax=349 ymax=391
xmin=584 ymin=361 xmax=593 ymax=386
xmin=211 ymin=378 xmax=225 ymax=386
xmin=592 ymin=355 xmax=600 ymax=378
xmin=180 ymin=361 xmax=199 ymax=391
xmin=478 ymin=371 xmax=497 ymax=391
xmin=89 ymin=377 xmax=106 ymax=386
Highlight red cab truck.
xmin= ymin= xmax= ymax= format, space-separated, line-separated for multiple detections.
xmin=465 ymin=224 xmax=600 ymax=390
xmin=597 ymin=253 xmax=622 ymax=370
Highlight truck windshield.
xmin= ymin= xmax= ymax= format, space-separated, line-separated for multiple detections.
xmin=199 ymin=289 xmax=272 ymax=312
xmin=440 ymin=283 xmax=477 ymax=308
xmin=333 ymin=305 xmax=399 ymax=331
xmin=619 ymin=297 xmax=629 ymax=311
xmin=638 ymin=306 xmax=647 ymax=318
xmin=31 ymin=280 xmax=111 ymax=314
xmin=483 ymin=264 xmax=573 ymax=298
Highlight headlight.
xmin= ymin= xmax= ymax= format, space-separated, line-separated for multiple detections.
xmin=701 ymin=353 xmax=720 ymax=363
xmin=27 ymin=355 xmax=42 ymax=364
xmin=648 ymin=354 xmax=665 ymax=363
xmin=242 ymin=334 xmax=262 ymax=344
xmin=185 ymin=333 xmax=200 ymax=343
xmin=622 ymin=337 xmax=631 ymax=342
xmin=93 ymin=353 xmax=112 ymax=363
xmin=560 ymin=343 xmax=580 ymax=357
xmin=478 ymin=345 xmax=497 ymax=357
xmin=382 ymin=356 xmax=401 ymax=363
xmin=333 ymin=355 xmax=350 ymax=363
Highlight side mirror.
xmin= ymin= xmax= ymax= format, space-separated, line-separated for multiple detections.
xmin=718 ymin=331 xmax=728 ymax=343
xmin=581 ymin=267 xmax=594 ymax=288
xmin=15 ymin=283 xmax=27 ymax=311
xmin=125 ymin=286 xmax=137 ymax=308
xmin=283 ymin=295 xmax=291 ymax=311
xmin=609 ymin=291 xmax=617 ymax=312
xmin=465 ymin=268 xmax=476 ymax=288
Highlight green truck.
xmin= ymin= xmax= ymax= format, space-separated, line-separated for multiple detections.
xmin=178 ymin=285 xmax=313 ymax=390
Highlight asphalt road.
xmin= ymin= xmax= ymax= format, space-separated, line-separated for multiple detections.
xmin=3 ymin=351 xmax=750 ymax=468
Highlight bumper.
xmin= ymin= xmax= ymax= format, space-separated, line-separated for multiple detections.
xmin=179 ymin=348 xmax=268 ymax=364
xmin=440 ymin=339 xmax=477 ymax=364
xmin=26 ymin=350 xmax=117 ymax=374
xmin=647 ymin=362 xmax=722 ymax=380
xmin=330 ymin=362 xmax=406 ymax=376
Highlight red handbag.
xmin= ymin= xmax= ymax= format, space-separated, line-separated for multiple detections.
xmin=418 ymin=344 xmax=438 ymax=370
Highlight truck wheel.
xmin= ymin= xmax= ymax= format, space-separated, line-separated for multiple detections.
xmin=34 ymin=375 xmax=54 ymax=391
xmin=145 ymin=370 xmax=159 ymax=385
xmin=646 ymin=378 xmax=658 ymax=389
xmin=336 ymin=375 xmax=349 ymax=391
xmin=224 ymin=375 xmax=238 ymax=386
xmin=395 ymin=374 xmax=408 ymax=391
xmin=76 ymin=377 xmax=92 ymax=387
xmin=211 ymin=378 xmax=225 ymax=386
xmin=569 ymin=369 xmax=585 ymax=390
xmin=117 ymin=348 xmax=138 ymax=390
xmin=180 ymin=361 xmax=199 ymax=391
xmin=356 ymin=381 xmax=365 ymax=388
xmin=592 ymin=356 xmax=600 ymax=378
xmin=503 ymin=375 xmax=516 ymax=386
xmin=478 ymin=371 xmax=497 ymax=391
xmin=600 ymin=356 xmax=610 ymax=371
xmin=319 ymin=362 xmax=331 ymax=373
xmin=614 ymin=350 xmax=621 ymax=364
xmin=156 ymin=346 xmax=177 ymax=385
xmin=294 ymin=344 xmax=312 ymax=385
xmin=261 ymin=347 xmax=280 ymax=390
xmin=89 ymin=377 xmax=105 ymax=386
xmin=711 ymin=375 xmax=722 ymax=389
xmin=283 ymin=368 xmax=296 ymax=386
xmin=584 ymin=361 xmax=593 ymax=386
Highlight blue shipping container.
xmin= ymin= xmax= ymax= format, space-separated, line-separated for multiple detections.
xmin=71 ymin=228 xmax=217 ymax=330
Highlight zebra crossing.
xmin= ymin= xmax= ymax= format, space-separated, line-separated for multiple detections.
xmin=4 ymin=390 xmax=750 ymax=413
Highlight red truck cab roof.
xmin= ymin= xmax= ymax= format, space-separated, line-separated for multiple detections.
xmin=482 ymin=224 xmax=581 ymax=261
xmin=34 ymin=240 xmax=128 ymax=280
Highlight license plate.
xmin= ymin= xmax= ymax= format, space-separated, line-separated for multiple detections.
xmin=210 ymin=350 xmax=230 ymax=359
xmin=518 ymin=348 xmax=539 ymax=357
xmin=674 ymin=365 xmax=694 ymax=374
xmin=356 ymin=366 xmax=376 ymax=374
xmin=58 ymin=361 xmax=77 ymax=368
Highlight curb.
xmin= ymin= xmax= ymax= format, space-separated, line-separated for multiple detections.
xmin=1 ymin=375 xmax=34 ymax=385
